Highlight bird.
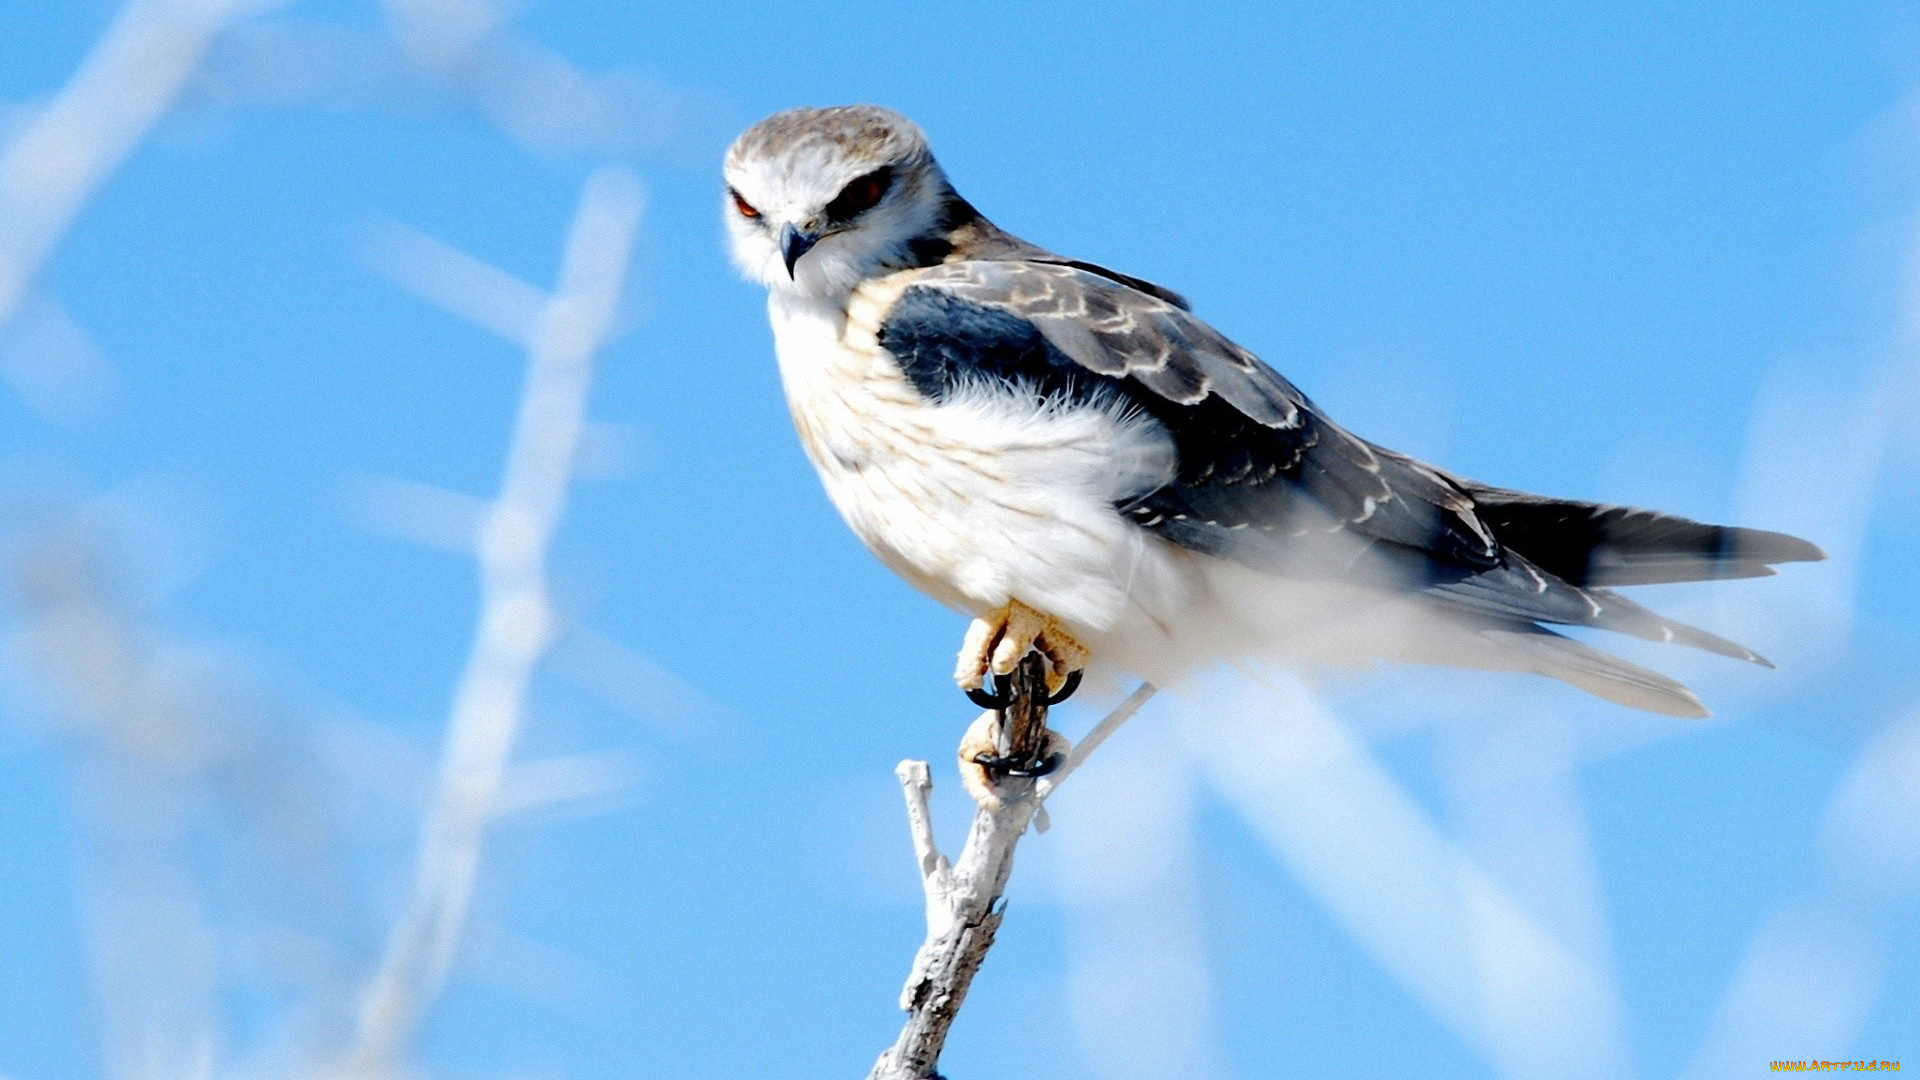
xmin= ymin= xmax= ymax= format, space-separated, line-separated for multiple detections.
xmin=722 ymin=104 xmax=1822 ymax=728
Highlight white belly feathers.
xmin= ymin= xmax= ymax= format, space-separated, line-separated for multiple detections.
xmin=767 ymin=272 xmax=1194 ymax=636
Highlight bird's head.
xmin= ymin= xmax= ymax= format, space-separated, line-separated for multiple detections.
xmin=724 ymin=105 xmax=951 ymax=297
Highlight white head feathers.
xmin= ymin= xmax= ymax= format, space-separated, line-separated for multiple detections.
xmin=723 ymin=105 xmax=954 ymax=298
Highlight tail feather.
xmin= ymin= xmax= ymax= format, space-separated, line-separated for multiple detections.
xmin=1585 ymin=588 xmax=1772 ymax=667
xmin=1427 ymin=551 xmax=1773 ymax=667
xmin=1463 ymin=484 xmax=1824 ymax=587
xmin=1483 ymin=625 xmax=1711 ymax=718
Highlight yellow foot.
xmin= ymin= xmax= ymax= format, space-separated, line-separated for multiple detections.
xmin=953 ymin=599 xmax=1091 ymax=695
xmin=958 ymin=710 xmax=1072 ymax=809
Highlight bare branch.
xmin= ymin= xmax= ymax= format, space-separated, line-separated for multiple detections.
xmin=0 ymin=0 xmax=280 ymax=332
xmin=361 ymin=221 xmax=551 ymax=347
xmin=871 ymin=674 xmax=1154 ymax=1080
xmin=339 ymin=166 xmax=643 ymax=1079
xmin=895 ymin=760 xmax=950 ymax=894
xmin=1 ymin=522 xmax=229 ymax=1080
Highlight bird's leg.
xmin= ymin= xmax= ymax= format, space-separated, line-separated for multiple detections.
xmin=953 ymin=599 xmax=1091 ymax=700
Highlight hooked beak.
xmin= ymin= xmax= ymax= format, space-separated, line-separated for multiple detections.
xmin=779 ymin=224 xmax=819 ymax=278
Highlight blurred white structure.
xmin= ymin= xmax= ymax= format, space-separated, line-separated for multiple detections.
xmin=1053 ymin=718 xmax=1222 ymax=1080
xmin=0 ymin=503 xmax=354 ymax=1080
xmin=2 ymin=2 xmax=670 ymax=1077
xmin=0 ymin=0 xmax=281 ymax=332
xmin=342 ymin=166 xmax=644 ymax=1078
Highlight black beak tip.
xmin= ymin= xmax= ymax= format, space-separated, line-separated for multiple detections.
xmin=780 ymin=225 xmax=819 ymax=278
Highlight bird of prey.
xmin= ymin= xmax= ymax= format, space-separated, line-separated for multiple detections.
xmin=723 ymin=104 xmax=1821 ymax=723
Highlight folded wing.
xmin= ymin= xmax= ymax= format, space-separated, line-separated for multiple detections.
xmin=881 ymin=259 xmax=1823 ymax=714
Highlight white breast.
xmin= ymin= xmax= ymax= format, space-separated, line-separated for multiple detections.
xmin=766 ymin=275 xmax=1195 ymax=637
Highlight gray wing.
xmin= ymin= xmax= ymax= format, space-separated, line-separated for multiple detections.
xmin=898 ymin=260 xmax=1503 ymax=568
xmin=884 ymin=259 xmax=1806 ymax=662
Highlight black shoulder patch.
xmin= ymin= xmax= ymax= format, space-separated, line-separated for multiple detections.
xmin=874 ymin=267 xmax=1505 ymax=584
xmin=875 ymin=285 xmax=1324 ymax=558
xmin=878 ymin=286 xmax=1114 ymax=410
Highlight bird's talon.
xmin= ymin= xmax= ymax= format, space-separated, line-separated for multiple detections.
xmin=962 ymin=668 xmax=1079 ymax=709
xmin=965 ymin=685 xmax=1008 ymax=710
xmin=1043 ymin=669 xmax=1083 ymax=706
xmin=970 ymin=749 xmax=1065 ymax=779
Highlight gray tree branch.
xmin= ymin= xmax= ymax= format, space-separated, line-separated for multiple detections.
xmin=869 ymin=672 xmax=1158 ymax=1080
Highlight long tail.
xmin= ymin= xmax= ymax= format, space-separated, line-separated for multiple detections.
xmin=1450 ymin=485 xmax=1824 ymax=715
xmin=1463 ymin=484 xmax=1824 ymax=586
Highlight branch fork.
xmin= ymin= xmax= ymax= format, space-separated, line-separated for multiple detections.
xmin=869 ymin=657 xmax=1156 ymax=1080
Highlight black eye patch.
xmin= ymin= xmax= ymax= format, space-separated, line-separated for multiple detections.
xmin=825 ymin=166 xmax=893 ymax=222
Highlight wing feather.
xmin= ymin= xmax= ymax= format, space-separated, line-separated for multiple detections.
xmin=883 ymin=258 xmax=1809 ymax=667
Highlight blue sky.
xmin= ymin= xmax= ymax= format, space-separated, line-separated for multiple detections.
xmin=1 ymin=2 xmax=1917 ymax=1078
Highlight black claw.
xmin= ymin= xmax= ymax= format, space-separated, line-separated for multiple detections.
xmin=1044 ymin=669 xmax=1083 ymax=706
xmin=961 ymin=661 xmax=1078 ymax=779
xmin=965 ymin=685 xmax=1007 ymax=710
xmin=964 ymin=671 xmax=1016 ymax=710
xmin=970 ymin=749 xmax=1065 ymax=779
xmin=1016 ymin=750 xmax=1066 ymax=778
xmin=964 ymin=668 xmax=1082 ymax=710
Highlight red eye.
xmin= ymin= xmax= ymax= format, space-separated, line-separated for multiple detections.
xmin=730 ymin=190 xmax=761 ymax=219
xmin=825 ymin=166 xmax=892 ymax=221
